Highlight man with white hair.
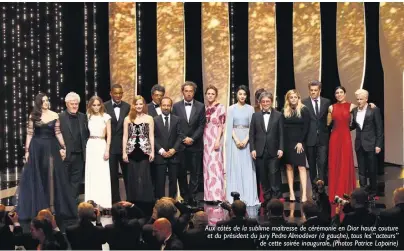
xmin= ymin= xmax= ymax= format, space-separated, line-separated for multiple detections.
xmin=59 ymin=92 xmax=89 ymax=203
xmin=350 ymin=89 xmax=383 ymax=198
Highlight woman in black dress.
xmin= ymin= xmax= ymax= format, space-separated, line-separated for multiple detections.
xmin=16 ymin=93 xmax=77 ymax=220
xmin=282 ymin=90 xmax=309 ymax=202
xmin=122 ymin=95 xmax=155 ymax=214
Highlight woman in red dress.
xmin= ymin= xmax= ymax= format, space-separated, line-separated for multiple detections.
xmin=327 ymin=86 xmax=357 ymax=205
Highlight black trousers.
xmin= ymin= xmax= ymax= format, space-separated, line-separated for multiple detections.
xmin=178 ymin=149 xmax=202 ymax=200
xmin=356 ymin=146 xmax=378 ymax=195
xmin=306 ymin=143 xmax=328 ymax=184
xmin=256 ymin=148 xmax=282 ymax=201
xmin=66 ymin=152 xmax=84 ymax=203
xmin=109 ymin=153 xmax=128 ymax=203
xmin=155 ymin=162 xmax=178 ymax=199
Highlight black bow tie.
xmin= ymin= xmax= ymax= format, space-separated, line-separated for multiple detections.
xmin=185 ymin=102 xmax=192 ymax=106
xmin=154 ymin=104 xmax=160 ymax=108
xmin=113 ymin=103 xmax=121 ymax=108
xmin=262 ymin=111 xmax=271 ymax=115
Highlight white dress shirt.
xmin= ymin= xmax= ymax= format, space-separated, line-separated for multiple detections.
xmin=153 ymin=101 xmax=162 ymax=115
xmin=311 ymin=98 xmax=321 ymax=115
xmin=263 ymin=111 xmax=271 ymax=131
xmin=184 ymin=100 xmax=193 ymax=122
xmin=356 ymin=104 xmax=368 ymax=130
xmin=159 ymin=114 xmax=171 ymax=155
xmin=112 ymin=101 xmax=121 ymax=119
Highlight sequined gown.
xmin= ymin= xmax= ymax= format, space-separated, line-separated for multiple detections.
xmin=16 ymin=119 xmax=77 ymax=220
xmin=125 ymin=122 xmax=155 ymax=202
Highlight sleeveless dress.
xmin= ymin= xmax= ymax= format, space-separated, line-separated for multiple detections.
xmin=125 ymin=122 xmax=154 ymax=203
xmin=85 ymin=113 xmax=112 ymax=209
xmin=203 ymin=103 xmax=226 ymax=202
xmin=16 ymin=119 xmax=77 ymax=220
xmin=328 ymin=103 xmax=357 ymax=203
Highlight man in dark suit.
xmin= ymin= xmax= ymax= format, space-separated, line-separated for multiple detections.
xmin=147 ymin=84 xmax=166 ymax=118
xmin=216 ymin=200 xmax=258 ymax=250
xmin=379 ymin=187 xmax=404 ymax=249
xmin=148 ymin=84 xmax=166 ymax=192
xmin=66 ymin=202 xmax=107 ymax=250
xmin=172 ymin=81 xmax=206 ymax=204
xmin=249 ymin=91 xmax=284 ymax=205
xmin=104 ymin=84 xmax=131 ymax=203
xmin=351 ymin=89 xmax=383 ymax=197
xmin=302 ymin=80 xmax=331 ymax=184
xmin=152 ymin=218 xmax=184 ymax=250
xmin=154 ymin=97 xmax=184 ymax=199
xmin=59 ymin=92 xmax=89 ymax=203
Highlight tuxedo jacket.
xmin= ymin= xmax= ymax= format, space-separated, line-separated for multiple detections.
xmin=66 ymin=220 xmax=107 ymax=250
xmin=351 ymin=106 xmax=383 ymax=152
xmin=147 ymin=102 xmax=159 ymax=118
xmin=153 ymin=114 xmax=184 ymax=164
xmin=59 ymin=111 xmax=89 ymax=161
xmin=172 ymin=99 xmax=206 ymax=152
xmin=249 ymin=109 xmax=284 ymax=158
xmin=104 ymin=100 xmax=130 ymax=154
xmin=302 ymin=97 xmax=331 ymax=146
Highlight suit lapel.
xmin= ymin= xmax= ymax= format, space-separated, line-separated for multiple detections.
xmin=318 ymin=97 xmax=328 ymax=118
xmin=363 ymin=107 xmax=372 ymax=129
xmin=178 ymin=101 xmax=187 ymax=122
xmin=168 ymin=115 xmax=174 ymax=135
xmin=78 ymin=113 xmax=87 ymax=138
xmin=108 ymin=101 xmax=118 ymax=122
xmin=259 ymin=112 xmax=266 ymax=133
xmin=266 ymin=111 xmax=275 ymax=133
xmin=189 ymin=102 xmax=197 ymax=124
xmin=63 ymin=111 xmax=74 ymax=137
xmin=117 ymin=105 xmax=126 ymax=129
xmin=306 ymin=99 xmax=316 ymax=117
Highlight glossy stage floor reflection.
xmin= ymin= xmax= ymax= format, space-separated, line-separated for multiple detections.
xmin=1 ymin=165 xmax=403 ymax=224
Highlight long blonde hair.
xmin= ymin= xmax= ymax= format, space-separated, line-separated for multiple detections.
xmin=87 ymin=96 xmax=105 ymax=118
xmin=283 ymin=89 xmax=305 ymax=118
xmin=128 ymin=95 xmax=148 ymax=122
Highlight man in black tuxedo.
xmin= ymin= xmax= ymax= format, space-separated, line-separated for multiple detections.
xmin=249 ymin=91 xmax=284 ymax=205
xmin=154 ymin=97 xmax=184 ymax=199
xmin=59 ymin=92 xmax=89 ymax=203
xmin=351 ymin=89 xmax=383 ymax=197
xmin=172 ymin=81 xmax=206 ymax=204
xmin=147 ymin=84 xmax=166 ymax=191
xmin=104 ymin=84 xmax=131 ymax=203
xmin=302 ymin=80 xmax=331 ymax=184
xmin=152 ymin=218 xmax=184 ymax=250
xmin=147 ymin=84 xmax=165 ymax=118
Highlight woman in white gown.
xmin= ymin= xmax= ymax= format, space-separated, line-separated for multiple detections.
xmin=85 ymin=96 xmax=112 ymax=209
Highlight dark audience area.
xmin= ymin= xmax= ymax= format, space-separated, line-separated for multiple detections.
xmin=0 ymin=186 xmax=403 ymax=250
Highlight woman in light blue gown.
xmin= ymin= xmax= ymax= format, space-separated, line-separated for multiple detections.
xmin=224 ymin=85 xmax=260 ymax=206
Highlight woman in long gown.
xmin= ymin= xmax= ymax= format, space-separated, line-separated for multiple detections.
xmin=203 ymin=85 xmax=226 ymax=202
xmin=84 ymin=96 xmax=112 ymax=209
xmin=282 ymin=90 xmax=310 ymax=203
xmin=16 ymin=93 xmax=77 ymax=220
xmin=225 ymin=85 xmax=260 ymax=206
xmin=123 ymin=95 xmax=155 ymax=212
xmin=327 ymin=86 xmax=357 ymax=204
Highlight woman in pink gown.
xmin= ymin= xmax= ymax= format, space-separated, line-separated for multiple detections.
xmin=203 ymin=85 xmax=226 ymax=202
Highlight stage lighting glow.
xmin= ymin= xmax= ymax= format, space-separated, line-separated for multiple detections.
xmin=93 ymin=3 xmax=98 ymax=95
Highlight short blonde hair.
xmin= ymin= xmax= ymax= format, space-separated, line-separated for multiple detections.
xmin=393 ymin=187 xmax=404 ymax=205
xmin=78 ymin=202 xmax=94 ymax=219
xmin=65 ymin=92 xmax=81 ymax=103
xmin=354 ymin=89 xmax=369 ymax=98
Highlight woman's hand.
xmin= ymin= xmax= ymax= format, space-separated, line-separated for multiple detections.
xmin=59 ymin=149 xmax=66 ymax=161
xmin=149 ymin=152 xmax=155 ymax=162
xmin=123 ymin=153 xmax=129 ymax=163
xmin=103 ymin=151 xmax=110 ymax=161
xmin=295 ymin=143 xmax=304 ymax=154
xmin=24 ymin=152 xmax=29 ymax=163
xmin=213 ymin=140 xmax=220 ymax=151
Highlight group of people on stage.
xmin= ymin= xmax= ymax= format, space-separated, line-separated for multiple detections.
xmin=15 ymin=79 xmax=383 ymax=220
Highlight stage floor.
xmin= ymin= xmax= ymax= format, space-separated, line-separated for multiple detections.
xmin=1 ymin=165 xmax=403 ymax=222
